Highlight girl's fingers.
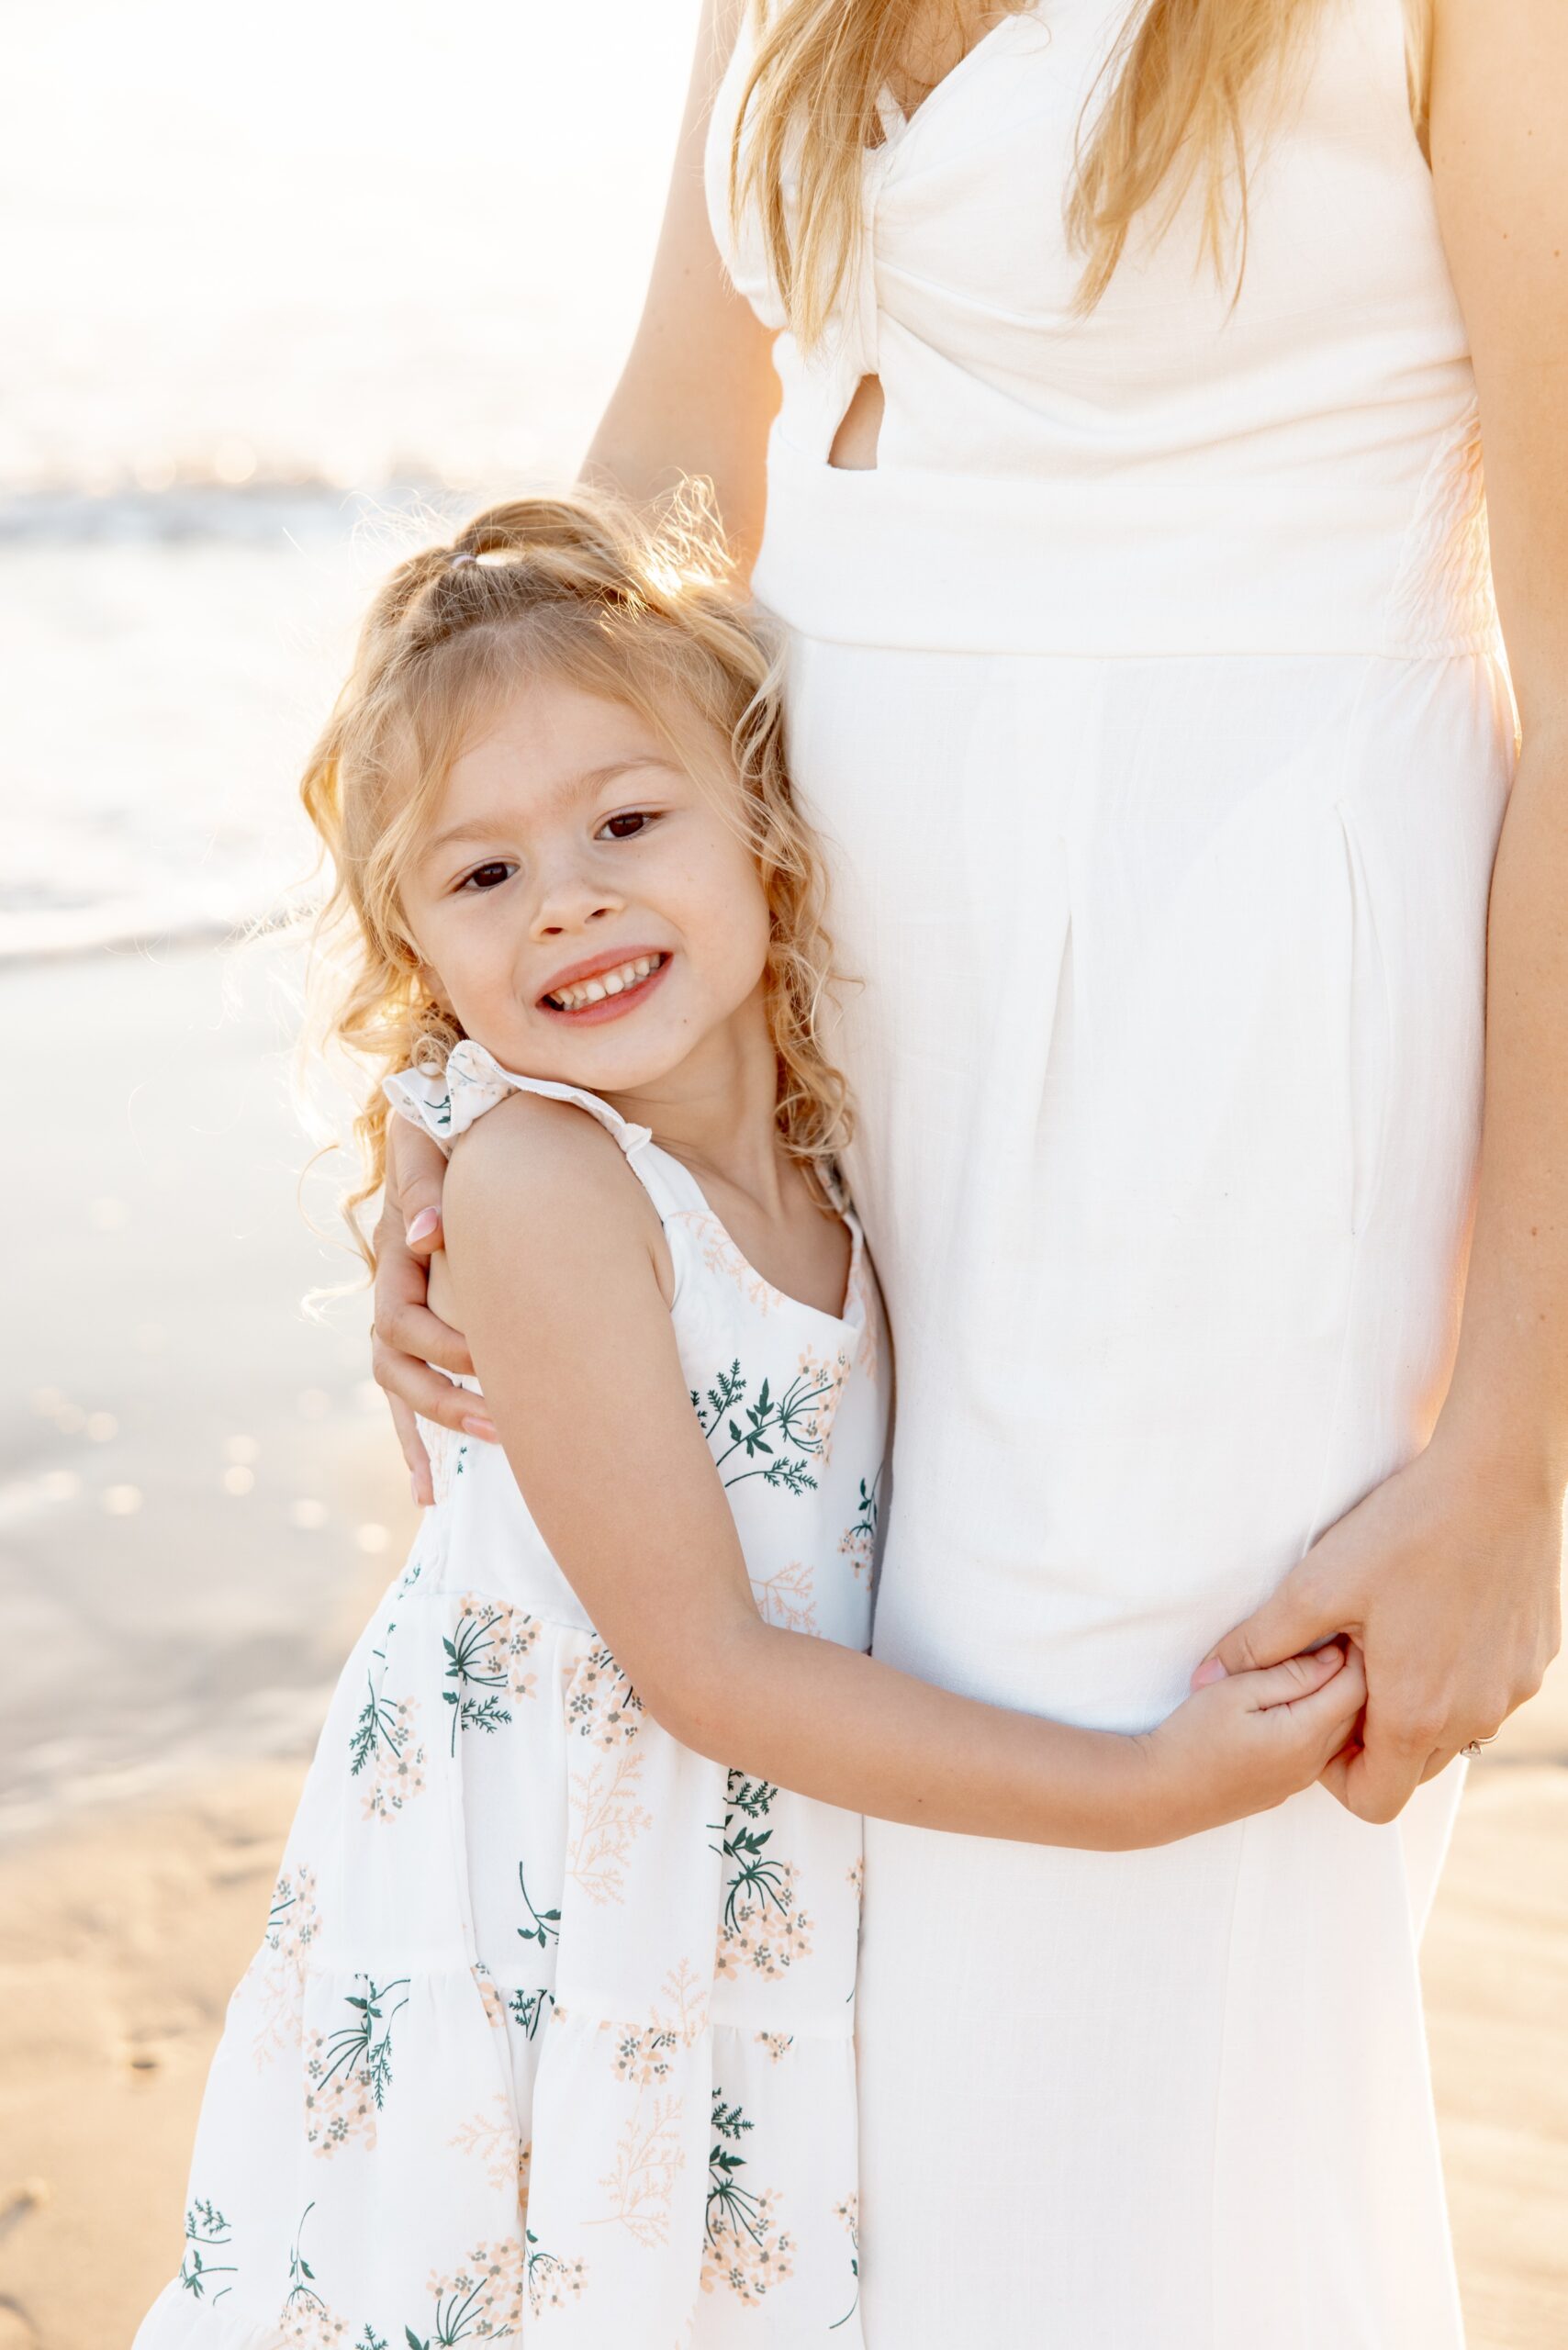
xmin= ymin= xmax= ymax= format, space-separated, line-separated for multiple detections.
xmin=1241 ymin=1639 xmax=1348 ymax=1710
xmin=1282 ymin=1644 xmax=1369 ymax=1742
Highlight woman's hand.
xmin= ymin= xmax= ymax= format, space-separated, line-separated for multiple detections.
xmin=1193 ymin=1436 xmax=1562 ymax=1825
xmin=1140 ymin=1639 xmax=1368 ymax=1842
xmin=373 ymin=1118 xmax=492 ymax=1505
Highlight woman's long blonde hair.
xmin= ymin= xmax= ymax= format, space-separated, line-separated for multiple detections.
xmin=733 ymin=0 xmax=1433 ymax=337
xmin=301 ymin=485 xmax=850 ymax=1264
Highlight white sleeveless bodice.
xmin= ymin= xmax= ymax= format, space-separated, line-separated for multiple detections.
xmin=707 ymin=0 xmax=1496 ymax=659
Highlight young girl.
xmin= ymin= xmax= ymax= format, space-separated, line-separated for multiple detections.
xmin=135 ymin=488 xmax=1365 ymax=2350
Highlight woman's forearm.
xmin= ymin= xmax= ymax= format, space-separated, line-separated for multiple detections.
xmin=1439 ymin=722 xmax=1568 ymax=1492
xmin=651 ymin=1612 xmax=1159 ymax=1850
xmin=580 ymin=0 xmax=778 ymax=564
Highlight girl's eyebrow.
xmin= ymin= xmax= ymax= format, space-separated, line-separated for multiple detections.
xmin=425 ymin=755 xmax=681 ymax=854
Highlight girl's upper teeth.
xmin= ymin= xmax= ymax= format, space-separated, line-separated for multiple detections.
xmin=547 ymin=954 xmax=661 ymax=1011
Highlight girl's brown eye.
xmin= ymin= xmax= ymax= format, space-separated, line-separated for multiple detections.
xmin=463 ymin=862 xmax=512 ymax=890
xmin=603 ymin=812 xmax=648 ymax=839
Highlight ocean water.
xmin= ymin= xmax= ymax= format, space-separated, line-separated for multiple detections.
xmin=2 ymin=0 xmax=702 ymax=958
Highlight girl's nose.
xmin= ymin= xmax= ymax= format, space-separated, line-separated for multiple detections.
xmin=531 ymin=868 xmax=625 ymax=939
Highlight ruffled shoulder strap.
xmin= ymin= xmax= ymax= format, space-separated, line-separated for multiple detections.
xmin=383 ymin=1040 xmax=654 ymax=1160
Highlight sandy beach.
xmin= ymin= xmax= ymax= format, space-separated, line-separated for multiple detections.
xmin=0 ymin=942 xmax=1564 ymax=2349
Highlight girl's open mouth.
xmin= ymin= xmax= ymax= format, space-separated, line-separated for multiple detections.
xmin=538 ymin=949 xmax=671 ymax=1024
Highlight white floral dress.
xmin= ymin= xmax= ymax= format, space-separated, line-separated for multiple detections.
xmin=135 ymin=1045 xmax=887 ymax=2350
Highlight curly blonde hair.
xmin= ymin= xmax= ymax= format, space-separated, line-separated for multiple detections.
xmin=300 ymin=483 xmax=851 ymax=1262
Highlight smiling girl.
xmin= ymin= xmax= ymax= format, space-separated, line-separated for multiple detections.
xmin=133 ymin=490 xmax=1364 ymax=2349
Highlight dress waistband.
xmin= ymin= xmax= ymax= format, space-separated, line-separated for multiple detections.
xmin=751 ymin=430 xmax=1501 ymax=662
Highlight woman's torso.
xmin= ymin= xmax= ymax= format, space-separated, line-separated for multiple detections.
xmin=705 ymin=0 xmax=1516 ymax=1738
xmin=707 ymin=0 xmax=1497 ymax=662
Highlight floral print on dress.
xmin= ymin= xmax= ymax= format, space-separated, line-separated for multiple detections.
xmin=349 ymin=1682 xmax=428 ymax=1821
xmin=413 ymin=2240 xmax=532 ymax=2341
xmin=247 ymin=1864 xmax=320 ymax=2066
xmin=176 ymin=2201 xmax=236 ymax=2303
xmin=442 ymin=1597 xmax=540 ymax=1751
xmin=831 ymin=2195 xmax=860 ymax=2333
xmin=449 ymin=2096 xmax=526 ymax=2199
xmin=668 ymin=1211 xmax=793 ymax=1314
xmin=565 ymin=1641 xmax=644 ymax=1748
xmin=303 ymin=1977 xmax=409 ymax=2157
xmin=838 ymin=1472 xmax=880 ymax=1585
xmin=137 ymin=1060 xmax=885 ymax=2350
xmin=752 ymin=1557 xmax=817 ymax=1632
xmin=714 ymin=1776 xmax=814 ymax=1980
xmin=567 ymin=1746 xmax=654 ymax=1905
xmin=691 ymin=1357 xmax=848 ymax=1497
xmin=701 ymin=2097 xmax=793 ymax=2305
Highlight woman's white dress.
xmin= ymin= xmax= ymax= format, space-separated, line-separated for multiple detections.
xmin=709 ymin=4 xmax=1515 ymax=2344
xmin=136 ymin=1050 xmax=887 ymax=2348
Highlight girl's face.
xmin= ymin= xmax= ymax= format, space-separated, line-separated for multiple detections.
xmin=401 ymin=671 xmax=773 ymax=1096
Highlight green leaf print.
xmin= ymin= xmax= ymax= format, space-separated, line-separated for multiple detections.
xmin=316 ymin=1977 xmax=410 ymax=2109
xmin=517 ymin=1861 xmax=561 ymax=1951
xmin=830 ymin=2196 xmax=861 ymax=2330
xmin=441 ymin=1606 xmax=516 ymax=1755
xmin=706 ymin=2094 xmax=764 ymax=2249
xmin=712 ymin=1775 xmax=791 ymax=1931
xmin=849 ymin=1474 xmax=879 ymax=1549
xmin=283 ymin=2204 xmax=326 ymax=2320
xmin=690 ymin=1358 xmax=839 ymax=1494
xmin=510 ymin=1984 xmax=555 ymax=2039
xmin=350 ymin=1676 xmax=414 ymax=1778
xmin=177 ymin=2199 xmax=236 ymax=2300
xmin=691 ymin=1360 xmax=745 ymax=1436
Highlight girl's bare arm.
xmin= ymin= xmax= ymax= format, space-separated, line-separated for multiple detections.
xmin=444 ymin=1096 xmax=1365 ymax=1853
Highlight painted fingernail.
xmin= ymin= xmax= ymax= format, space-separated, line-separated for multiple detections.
xmin=462 ymin=1415 xmax=498 ymax=1441
xmin=406 ymin=1207 xmax=440 ymax=1246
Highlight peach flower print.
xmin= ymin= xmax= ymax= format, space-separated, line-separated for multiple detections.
xmin=348 ymin=1684 xmax=427 ymax=1823
xmin=701 ymin=2096 xmax=793 ymax=2306
xmin=565 ymin=1641 xmax=644 ymax=1750
xmin=248 ymin=1862 xmax=320 ymax=2067
xmin=566 ymin=1747 xmax=654 ymax=1905
xmin=303 ymin=1976 xmax=409 ymax=2158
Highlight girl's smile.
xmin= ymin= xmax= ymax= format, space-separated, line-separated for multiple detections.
xmin=538 ymin=945 xmax=673 ymax=1021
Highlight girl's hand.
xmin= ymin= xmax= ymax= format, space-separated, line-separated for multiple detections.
xmin=1192 ymin=1438 xmax=1562 ymax=1825
xmin=372 ymin=1119 xmax=489 ymax=1505
xmin=1141 ymin=1639 xmax=1369 ymax=1841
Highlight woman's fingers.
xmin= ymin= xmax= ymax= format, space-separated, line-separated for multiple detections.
xmin=386 ymin=1120 xmax=451 ymax=1256
xmin=371 ymin=1327 xmax=494 ymax=1438
xmin=388 ymin=1393 xmax=434 ymax=1506
xmin=373 ymin=1210 xmax=476 ymax=1379
xmin=1198 ymin=1565 xmax=1341 ymax=1682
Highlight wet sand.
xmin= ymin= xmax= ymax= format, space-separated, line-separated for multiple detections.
xmin=2 ymin=939 xmax=1564 ymax=2347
